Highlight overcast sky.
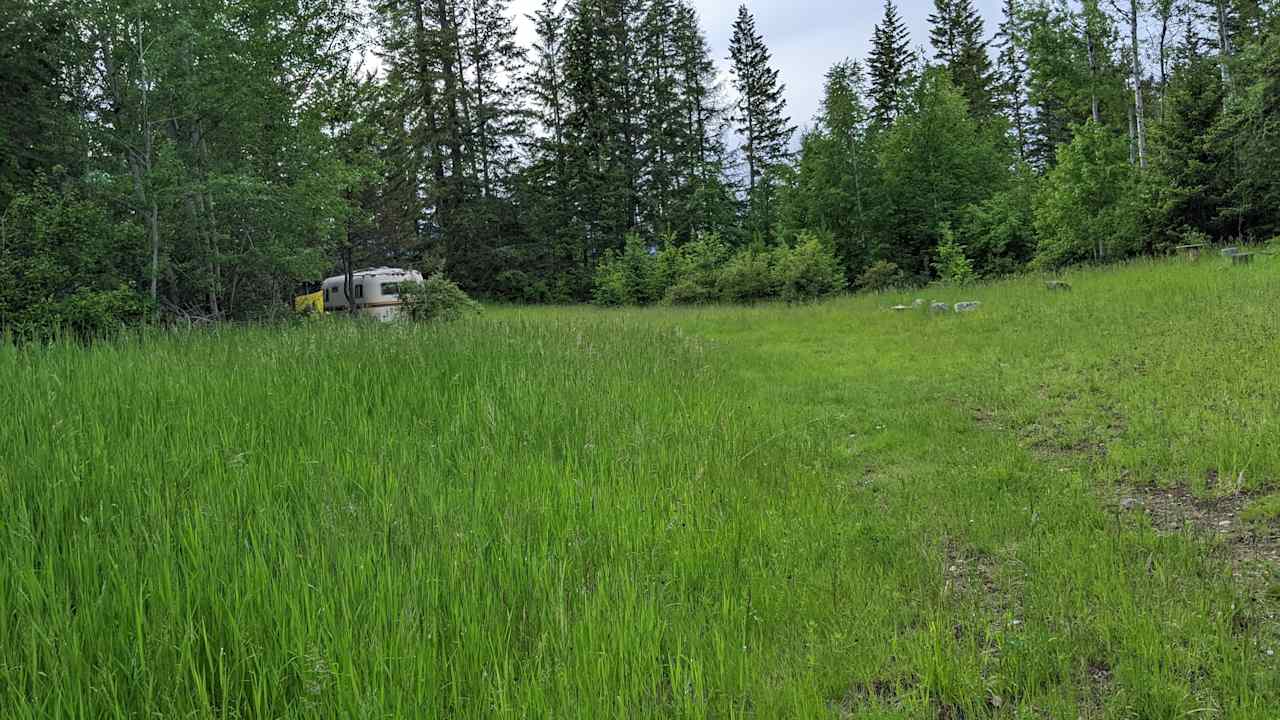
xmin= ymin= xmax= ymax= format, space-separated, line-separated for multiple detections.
xmin=506 ymin=0 xmax=1005 ymax=131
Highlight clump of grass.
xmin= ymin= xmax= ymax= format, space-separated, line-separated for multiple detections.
xmin=1242 ymin=495 xmax=1280 ymax=526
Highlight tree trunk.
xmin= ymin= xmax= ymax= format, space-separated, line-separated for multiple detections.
xmin=1157 ymin=0 xmax=1171 ymax=121
xmin=1129 ymin=0 xmax=1147 ymax=169
xmin=1085 ymin=28 xmax=1101 ymax=124
xmin=1214 ymin=0 xmax=1234 ymax=89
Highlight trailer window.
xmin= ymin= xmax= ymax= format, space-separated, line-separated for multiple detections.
xmin=323 ymin=288 xmax=330 ymax=302
xmin=381 ymin=282 xmax=400 ymax=296
xmin=355 ymin=284 xmax=364 ymax=299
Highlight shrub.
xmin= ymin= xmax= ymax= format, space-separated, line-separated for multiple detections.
xmin=932 ymin=223 xmax=977 ymax=286
xmin=958 ymin=167 xmax=1038 ymax=275
xmin=856 ymin=260 xmax=905 ymax=292
xmin=592 ymin=234 xmax=657 ymax=306
xmin=774 ymin=232 xmax=846 ymax=302
xmin=494 ymin=269 xmax=552 ymax=303
xmin=1179 ymin=227 xmax=1212 ymax=249
xmin=672 ymin=234 xmax=730 ymax=290
xmin=1 ymin=180 xmax=150 ymax=342
xmin=664 ymin=279 xmax=718 ymax=305
xmin=399 ymin=274 xmax=481 ymax=322
xmin=654 ymin=233 xmax=729 ymax=305
xmin=591 ymin=257 xmax=633 ymax=306
xmin=717 ymin=248 xmax=778 ymax=303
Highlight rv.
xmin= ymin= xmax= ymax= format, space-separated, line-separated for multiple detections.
xmin=321 ymin=267 xmax=423 ymax=321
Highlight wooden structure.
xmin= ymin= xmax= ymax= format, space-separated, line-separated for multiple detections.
xmin=1174 ymin=243 xmax=1206 ymax=260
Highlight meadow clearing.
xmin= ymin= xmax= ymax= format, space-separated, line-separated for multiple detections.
xmin=1 ymin=255 xmax=1279 ymax=718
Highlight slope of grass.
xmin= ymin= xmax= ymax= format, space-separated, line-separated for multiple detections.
xmin=1 ymin=255 xmax=1278 ymax=717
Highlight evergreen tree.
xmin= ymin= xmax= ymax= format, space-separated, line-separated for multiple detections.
xmin=560 ymin=0 xmax=644 ymax=262
xmin=993 ymin=0 xmax=1031 ymax=159
xmin=670 ymin=1 xmax=737 ymax=239
xmin=519 ymin=0 xmax=581 ymax=297
xmin=464 ymin=0 xmax=525 ymax=197
xmin=638 ymin=0 xmax=682 ymax=235
xmin=876 ymin=69 xmax=1012 ymax=274
xmin=928 ymin=0 xmax=996 ymax=120
xmin=1149 ymin=28 xmax=1229 ymax=244
xmin=727 ymin=4 xmax=795 ymax=237
xmin=868 ymin=0 xmax=914 ymax=126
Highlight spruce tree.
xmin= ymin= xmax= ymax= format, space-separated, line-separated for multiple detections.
xmin=728 ymin=4 xmax=795 ymax=235
xmin=928 ymin=0 xmax=996 ymax=120
xmin=638 ymin=0 xmax=682 ymax=235
xmin=671 ymin=1 xmax=736 ymax=238
xmin=464 ymin=0 xmax=525 ymax=197
xmin=993 ymin=0 xmax=1030 ymax=158
xmin=868 ymin=0 xmax=913 ymax=126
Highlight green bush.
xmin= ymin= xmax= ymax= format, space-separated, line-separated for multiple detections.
xmin=1 ymin=180 xmax=150 ymax=342
xmin=399 ymin=274 xmax=481 ymax=322
xmin=664 ymin=279 xmax=718 ymax=305
xmin=855 ymin=260 xmax=905 ymax=292
xmin=667 ymin=233 xmax=730 ymax=300
xmin=774 ymin=232 xmax=847 ymax=302
xmin=958 ymin=167 xmax=1038 ymax=275
xmin=717 ymin=248 xmax=777 ymax=303
xmin=589 ymin=231 xmax=846 ymax=306
xmin=591 ymin=234 xmax=656 ymax=306
xmin=932 ymin=223 xmax=977 ymax=286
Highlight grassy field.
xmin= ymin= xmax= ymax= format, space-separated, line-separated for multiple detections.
xmin=2 ymin=255 xmax=1279 ymax=718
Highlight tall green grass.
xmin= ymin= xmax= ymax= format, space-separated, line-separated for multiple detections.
xmin=2 ymin=255 xmax=1278 ymax=717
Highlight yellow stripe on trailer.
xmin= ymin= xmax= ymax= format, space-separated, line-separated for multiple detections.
xmin=294 ymin=291 xmax=324 ymax=315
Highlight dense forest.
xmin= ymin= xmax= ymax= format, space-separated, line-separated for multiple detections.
xmin=3 ymin=0 xmax=1279 ymax=331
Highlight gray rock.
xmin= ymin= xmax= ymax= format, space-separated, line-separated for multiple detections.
xmin=1045 ymin=280 xmax=1072 ymax=291
xmin=1220 ymin=246 xmax=1240 ymax=257
xmin=1120 ymin=497 xmax=1143 ymax=511
xmin=891 ymin=305 xmax=912 ymax=311
xmin=913 ymin=298 xmax=927 ymax=309
xmin=929 ymin=302 xmax=950 ymax=314
xmin=954 ymin=301 xmax=981 ymax=313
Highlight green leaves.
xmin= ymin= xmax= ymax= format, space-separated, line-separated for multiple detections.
xmin=1032 ymin=121 xmax=1142 ymax=268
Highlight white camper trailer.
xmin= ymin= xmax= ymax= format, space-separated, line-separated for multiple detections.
xmin=321 ymin=267 xmax=423 ymax=321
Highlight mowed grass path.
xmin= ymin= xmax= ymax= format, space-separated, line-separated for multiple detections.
xmin=2 ymin=257 xmax=1278 ymax=717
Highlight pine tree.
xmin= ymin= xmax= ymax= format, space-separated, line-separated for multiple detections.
xmin=464 ymin=0 xmax=525 ymax=197
xmin=671 ymin=1 xmax=736 ymax=238
xmin=928 ymin=0 xmax=996 ymax=120
xmin=1149 ymin=28 xmax=1228 ymax=242
xmin=561 ymin=0 xmax=645 ymax=257
xmin=868 ymin=0 xmax=913 ymax=126
xmin=526 ymin=0 xmax=569 ymax=178
xmin=638 ymin=0 xmax=682 ymax=235
xmin=728 ymin=4 xmax=795 ymax=236
xmin=993 ymin=0 xmax=1030 ymax=158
